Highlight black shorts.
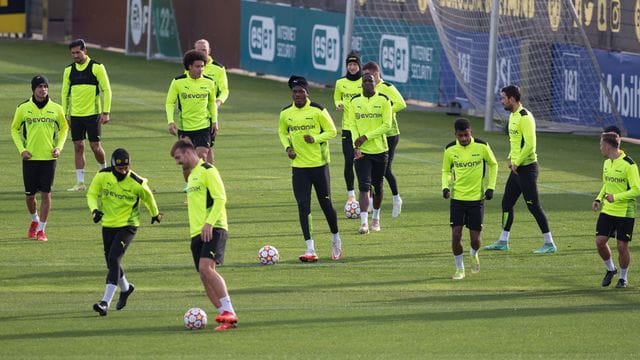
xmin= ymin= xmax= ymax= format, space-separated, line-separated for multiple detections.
xmin=70 ymin=114 xmax=101 ymax=142
xmin=596 ymin=213 xmax=634 ymax=242
xmin=191 ymin=228 xmax=227 ymax=270
xmin=354 ymin=152 xmax=388 ymax=192
xmin=179 ymin=128 xmax=211 ymax=149
xmin=23 ymin=160 xmax=57 ymax=195
xmin=450 ymin=199 xmax=484 ymax=231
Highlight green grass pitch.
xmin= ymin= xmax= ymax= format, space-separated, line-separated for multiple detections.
xmin=0 ymin=39 xmax=639 ymax=358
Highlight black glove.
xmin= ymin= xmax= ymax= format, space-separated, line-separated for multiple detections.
xmin=442 ymin=188 xmax=450 ymax=199
xmin=92 ymin=209 xmax=104 ymax=223
xmin=151 ymin=213 xmax=163 ymax=224
xmin=485 ymin=189 xmax=494 ymax=200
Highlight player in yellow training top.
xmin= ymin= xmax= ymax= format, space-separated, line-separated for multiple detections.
xmin=194 ymin=39 xmax=229 ymax=163
xmin=593 ymin=132 xmax=640 ymax=288
xmin=62 ymin=39 xmax=112 ymax=192
xmin=361 ymin=61 xmax=407 ymax=218
xmin=349 ymin=72 xmax=392 ymax=234
xmin=170 ymin=138 xmax=238 ymax=331
xmin=333 ymin=51 xmax=362 ymax=208
xmin=485 ymin=84 xmax=557 ymax=254
xmin=88 ymin=148 xmax=162 ymax=316
xmin=166 ymin=50 xmax=218 ymax=190
xmin=11 ymin=75 xmax=68 ymax=242
xmin=442 ymin=118 xmax=497 ymax=280
xmin=279 ymin=76 xmax=342 ymax=262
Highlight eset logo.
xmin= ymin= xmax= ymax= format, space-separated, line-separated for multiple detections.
xmin=312 ymin=25 xmax=340 ymax=71
xmin=379 ymin=34 xmax=409 ymax=83
xmin=249 ymin=16 xmax=275 ymax=61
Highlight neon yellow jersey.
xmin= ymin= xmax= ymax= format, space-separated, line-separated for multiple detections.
xmin=442 ymin=137 xmax=498 ymax=201
xmin=61 ymin=56 xmax=112 ymax=116
xmin=349 ymin=92 xmax=392 ymax=155
xmin=186 ymin=160 xmax=228 ymax=236
xmin=333 ymin=76 xmax=362 ymax=131
xmin=87 ymin=169 xmax=160 ymax=228
xmin=596 ymin=151 xmax=640 ymax=218
xmin=165 ymin=74 xmax=217 ymax=131
xmin=375 ymin=80 xmax=406 ymax=136
xmin=278 ymin=99 xmax=337 ymax=168
xmin=205 ymin=56 xmax=229 ymax=104
xmin=508 ymin=105 xmax=537 ymax=166
xmin=11 ymin=97 xmax=68 ymax=160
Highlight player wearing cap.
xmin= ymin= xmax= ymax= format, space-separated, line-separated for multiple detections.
xmin=88 ymin=148 xmax=162 ymax=316
xmin=11 ymin=75 xmax=68 ymax=242
xmin=279 ymin=75 xmax=343 ymax=261
xmin=334 ymin=51 xmax=363 ymax=207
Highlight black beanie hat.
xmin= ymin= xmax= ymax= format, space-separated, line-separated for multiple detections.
xmin=345 ymin=51 xmax=361 ymax=67
xmin=31 ymin=75 xmax=49 ymax=91
xmin=288 ymin=75 xmax=308 ymax=91
xmin=111 ymin=148 xmax=130 ymax=167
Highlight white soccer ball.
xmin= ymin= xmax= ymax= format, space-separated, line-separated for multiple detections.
xmin=258 ymin=245 xmax=280 ymax=265
xmin=183 ymin=307 xmax=207 ymax=330
xmin=345 ymin=200 xmax=361 ymax=219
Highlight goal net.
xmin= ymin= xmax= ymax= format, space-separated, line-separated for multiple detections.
xmin=427 ymin=0 xmax=623 ymax=133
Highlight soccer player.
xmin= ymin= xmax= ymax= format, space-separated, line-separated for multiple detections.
xmin=593 ymin=132 xmax=640 ymax=288
xmin=349 ymin=73 xmax=392 ymax=234
xmin=194 ymin=39 xmax=229 ymax=163
xmin=361 ymin=62 xmax=407 ymax=218
xmin=333 ymin=51 xmax=362 ymax=207
xmin=88 ymin=148 xmax=162 ymax=316
xmin=484 ymin=84 xmax=557 ymax=253
xmin=62 ymin=39 xmax=112 ymax=192
xmin=11 ymin=75 xmax=68 ymax=242
xmin=170 ymin=139 xmax=238 ymax=331
xmin=166 ymin=50 xmax=218 ymax=188
xmin=279 ymin=76 xmax=342 ymax=261
xmin=442 ymin=118 xmax=497 ymax=280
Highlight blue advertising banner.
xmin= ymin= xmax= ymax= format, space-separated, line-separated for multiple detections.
xmin=438 ymin=27 xmax=521 ymax=113
xmin=352 ymin=17 xmax=442 ymax=102
xmin=240 ymin=1 xmax=345 ymax=85
xmin=593 ymin=50 xmax=640 ymax=138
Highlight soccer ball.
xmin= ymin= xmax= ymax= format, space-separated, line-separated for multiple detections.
xmin=183 ymin=307 xmax=207 ymax=330
xmin=258 ymin=245 xmax=279 ymax=265
xmin=345 ymin=200 xmax=361 ymax=219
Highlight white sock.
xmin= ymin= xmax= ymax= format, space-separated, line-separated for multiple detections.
xmin=499 ymin=230 xmax=510 ymax=242
xmin=360 ymin=212 xmax=368 ymax=225
xmin=101 ymin=284 xmax=118 ymax=305
xmin=37 ymin=221 xmax=46 ymax=232
xmin=99 ymin=163 xmax=106 ymax=170
xmin=372 ymin=209 xmax=380 ymax=220
xmin=604 ymin=258 xmax=616 ymax=271
xmin=30 ymin=213 xmax=39 ymax=222
xmin=470 ymin=248 xmax=478 ymax=257
xmin=620 ymin=267 xmax=628 ymax=280
xmin=543 ymin=232 xmax=554 ymax=245
xmin=332 ymin=232 xmax=341 ymax=242
xmin=393 ymin=194 xmax=401 ymax=202
xmin=218 ymin=296 xmax=235 ymax=314
xmin=454 ymin=254 xmax=464 ymax=269
xmin=118 ymin=276 xmax=130 ymax=292
xmin=76 ymin=169 xmax=84 ymax=184
xmin=347 ymin=190 xmax=355 ymax=198
xmin=305 ymin=239 xmax=315 ymax=253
